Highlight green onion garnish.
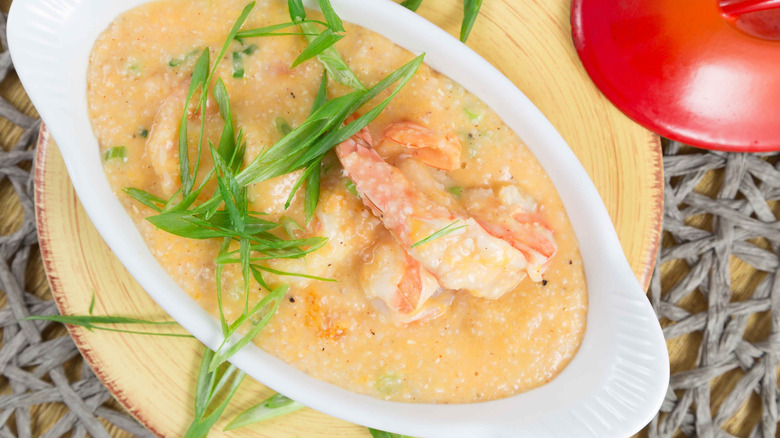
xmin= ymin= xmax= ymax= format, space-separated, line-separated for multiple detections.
xmin=464 ymin=107 xmax=483 ymax=123
xmin=368 ymin=428 xmax=413 ymax=438
xmin=232 ymin=51 xmax=245 ymax=78
xmin=232 ymin=44 xmax=258 ymax=78
xmin=22 ymin=315 xmax=192 ymax=338
xmin=280 ymin=216 xmax=303 ymax=238
xmin=400 ymin=0 xmax=424 ymax=12
xmin=225 ymin=393 xmax=304 ymax=431
xmin=243 ymin=43 xmax=258 ymax=55
xmin=460 ymin=0 xmax=483 ymax=42
xmin=345 ymin=179 xmax=359 ymax=197
xmin=104 ymin=146 xmax=127 ymax=162
xmin=410 ymin=220 xmax=467 ymax=248
xmin=185 ymin=348 xmax=245 ymax=438
xmin=446 ymin=186 xmax=463 ymax=198
xmin=275 ymin=117 xmax=293 ymax=135
xmin=169 ymin=49 xmax=201 ymax=67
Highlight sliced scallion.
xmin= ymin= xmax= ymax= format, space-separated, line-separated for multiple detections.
xmin=410 ymin=220 xmax=468 ymax=248
xmin=275 ymin=117 xmax=293 ymax=135
xmin=345 ymin=179 xmax=358 ymax=197
xmin=104 ymin=146 xmax=127 ymax=162
xmin=224 ymin=393 xmax=304 ymax=431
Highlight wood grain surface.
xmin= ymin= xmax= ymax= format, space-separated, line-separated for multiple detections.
xmin=30 ymin=0 xmax=663 ymax=436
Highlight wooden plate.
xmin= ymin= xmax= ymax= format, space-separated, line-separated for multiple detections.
xmin=34 ymin=0 xmax=663 ymax=436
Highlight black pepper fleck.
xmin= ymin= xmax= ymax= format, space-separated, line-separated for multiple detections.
xmin=289 ymin=297 xmax=295 ymax=303
xmin=568 ymin=260 xmax=573 ymax=264
xmin=542 ymin=280 xmax=548 ymax=286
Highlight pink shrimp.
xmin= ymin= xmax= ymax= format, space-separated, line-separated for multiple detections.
xmin=360 ymin=239 xmax=454 ymax=324
xmin=462 ymin=186 xmax=557 ymax=282
xmin=382 ymin=122 xmax=462 ymax=171
xmin=336 ymin=126 xmax=531 ymax=301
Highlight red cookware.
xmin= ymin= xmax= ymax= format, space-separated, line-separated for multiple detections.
xmin=572 ymin=0 xmax=780 ymax=152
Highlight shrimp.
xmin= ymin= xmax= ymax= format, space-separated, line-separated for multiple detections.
xmin=360 ymin=239 xmax=454 ymax=324
xmin=336 ymin=126 xmax=530 ymax=300
xmin=382 ymin=122 xmax=462 ymax=171
xmin=462 ymin=186 xmax=557 ymax=282
xmin=265 ymin=187 xmax=380 ymax=287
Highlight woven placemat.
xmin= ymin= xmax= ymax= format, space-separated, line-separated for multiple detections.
xmin=0 ymin=11 xmax=153 ymax=438
xmin=647 ymin=143 xmax=780 ymax=438
xmin=1 ymin=11 xmax=779 ymax=438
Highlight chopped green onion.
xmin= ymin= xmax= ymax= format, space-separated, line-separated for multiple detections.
xmin=345 ymin=179 xmax=358 ymax=197
xmin=292 ymin=27 xmax=344 ymax=67
xmin=288 ymin=0 xmax=306 ymax=22
xmin=275 ymin=117 xmax=293 ymax=135
xmin=243 ymin=43 xmax=258 ymax=55
xmin=446 ymin=186 xmax=463 ymax=198
xmin=138 ymin=128 xmax=149 ymax=138
xmin=311 ymin=71 xmax=328 ymax=115
xmin=368 ymin=429 xmax=412 ymax=438
xmin=400 ymin=0 xmax=424 ymax=12
xmin=375 ymin=373 xmax=403 ymax=394
xmin=460 ymin=0 xmax=483 ymax=42
xmin=303 ymin=159 xmax=321 ymax=224
xmin=280 ymin=216 xmax=302 ymax=238
xmin=22 ymin=315 xmax=192 ymax=338
xmin=232 ymin=44 xmax=258 ymax=78
xmin=464 ymin=107 xmax=482 ymax=123
xmin=316 ymin=0 xmax=345 ymax=33
xmin=185 ymin=348 xmax=246 ymax=438
xmin=235 ymin=20 xmax=316 ymax=39
xmin=126 ymin=60 xmax=143 ymax=75
xmin=410 ymin=220 xmax=468 ymax=248
xmin=178 ymin=48 xmax=210 ymax=196
xmin=232 ymin=52 xmax=245 ymax=78
xmin=237 ymin=55 xmax=423 ymax=188
xmin=209 ymin=285 xmax=287 ymax=371
xmin=104 ymin=146 xmax=127 ymax=162
xmin=297 ymin=21 xmax=364 ymax=90
xmin=224 ymin=393 xmax=304 ymax=431
xmin=88 ymin=291 xmax=96 ymax=315
xmin=123 ymin=188 xmax=166 ymax=213
xmin=251 ymin=264 xmax=335 ymax=282
xmin=169 ymin=49 xmax=200 ymax=67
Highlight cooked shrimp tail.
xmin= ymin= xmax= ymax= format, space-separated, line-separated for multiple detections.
xmin=463 ymin=185 xmax=557 ymax=282
xmin=383 ymin=121 xmax=462 ymax=171
xmin=361 ymin=240 xmax=454 ymax=324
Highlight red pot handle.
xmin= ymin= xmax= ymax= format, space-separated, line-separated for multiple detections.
xmin=720 ymin=0 xmax=780 ymax=18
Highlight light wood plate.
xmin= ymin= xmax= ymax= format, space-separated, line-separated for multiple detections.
xmin=34 ymin=0 xmax=663 ymax=436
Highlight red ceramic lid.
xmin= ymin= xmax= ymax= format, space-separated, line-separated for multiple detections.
xmin=571 ymin=0 xmax=780 ymax=152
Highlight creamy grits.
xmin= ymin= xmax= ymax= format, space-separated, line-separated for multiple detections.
xmin=87 ymin=0 xmax=587 ymax=403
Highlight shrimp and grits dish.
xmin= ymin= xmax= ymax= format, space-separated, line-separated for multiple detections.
xmin=87 ymin=0 xmax=588 ymax=403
